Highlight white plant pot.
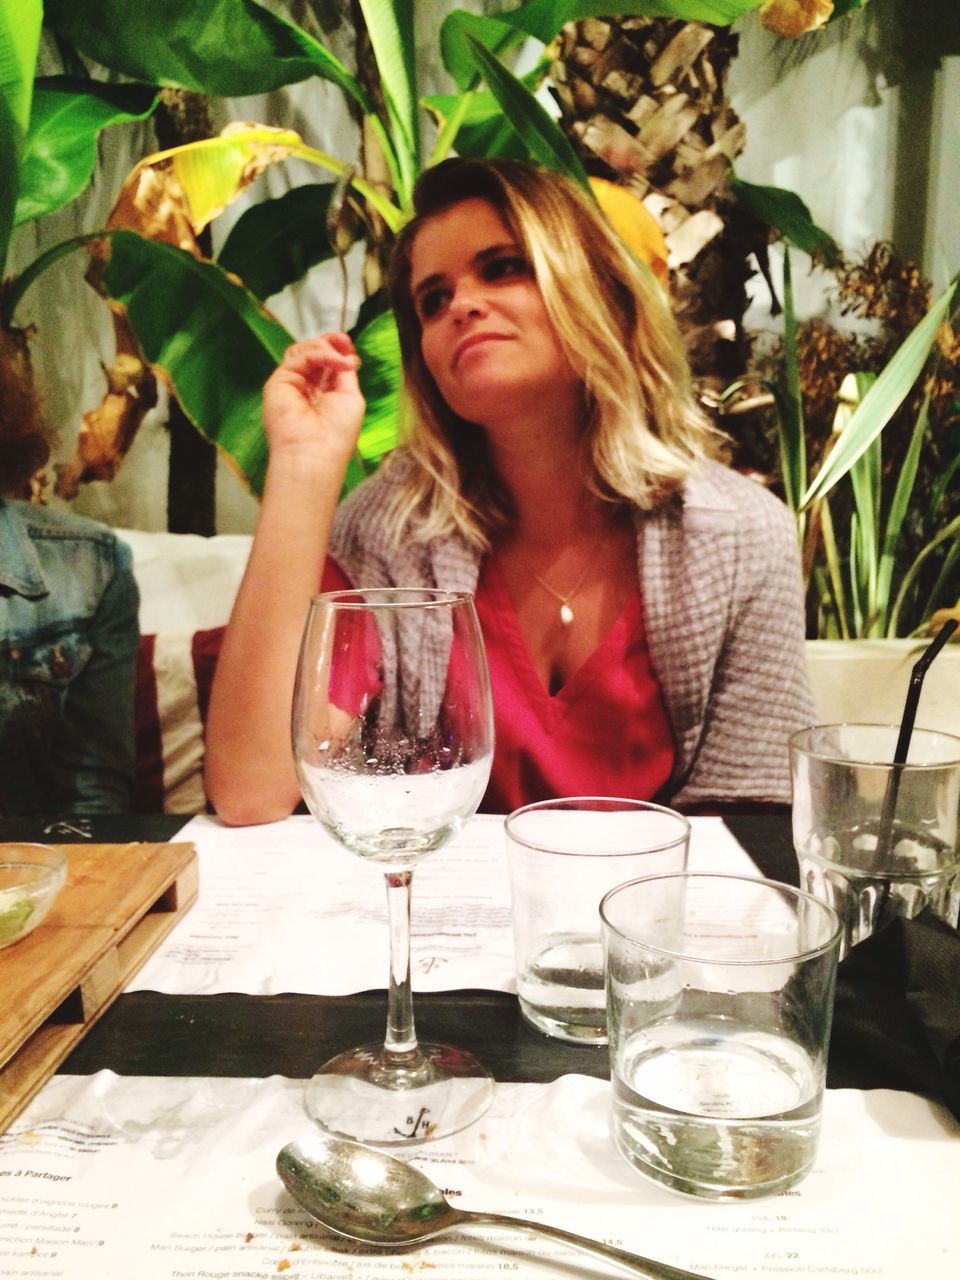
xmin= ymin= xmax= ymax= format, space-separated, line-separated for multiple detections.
xmin=805 ymin=639 xmax=960 ymax=739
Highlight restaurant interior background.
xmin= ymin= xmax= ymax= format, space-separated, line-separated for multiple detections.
xmin=4 ymin=0 xmax=959 ymax=643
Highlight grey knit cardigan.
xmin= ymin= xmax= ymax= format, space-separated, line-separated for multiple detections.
xmin=328 ymin=455 xmax=815 ymax=807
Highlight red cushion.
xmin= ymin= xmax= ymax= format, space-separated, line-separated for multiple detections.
xmin=133 ymin=626 xmax=225 ymax=814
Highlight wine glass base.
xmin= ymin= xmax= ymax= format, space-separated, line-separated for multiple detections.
xmin=304 ymin=1042 xmax=494 ymax=1145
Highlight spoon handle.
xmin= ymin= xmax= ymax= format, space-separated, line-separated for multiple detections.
xmin=457 ymin=1209 xmax=714 ymax=1279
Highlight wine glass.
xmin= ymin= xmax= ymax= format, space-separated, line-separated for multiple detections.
xmin=292 ymin=588 xmax=495 ymax=1144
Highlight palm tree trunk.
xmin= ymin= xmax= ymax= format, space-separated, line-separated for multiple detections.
xmin=153 ymin=90 xmax=217 ymax=535
xmin=551 ymin=18 xmax=761 ymax=390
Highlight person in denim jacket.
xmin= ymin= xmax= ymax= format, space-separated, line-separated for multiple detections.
xmin=0 ymin=374 xmax=139 ymax=815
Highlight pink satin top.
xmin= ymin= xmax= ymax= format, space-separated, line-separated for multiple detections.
xmin=321 ymin=554 xmax=675 ymax=813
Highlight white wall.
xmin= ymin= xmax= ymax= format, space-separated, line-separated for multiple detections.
xmin=730 ymin=8 xmax=958 ymax=325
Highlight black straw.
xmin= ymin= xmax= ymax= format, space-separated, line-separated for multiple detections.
xmin=875 ymin=618 xmax=959 ymax=860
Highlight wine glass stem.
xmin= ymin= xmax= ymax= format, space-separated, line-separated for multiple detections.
xmin=383 ymin=869 xmax=420 ymax=1060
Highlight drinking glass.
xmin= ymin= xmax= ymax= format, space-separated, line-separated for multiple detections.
xmin=601 ymin=873 xmax=841 ymax=1200
xmin=292 ymin=588 xmax=495 ymax=1144
xmin=505 ymin=798 xmax=689 ymax=1043
xmin=790 ymin=723 xmax=960 ymax=956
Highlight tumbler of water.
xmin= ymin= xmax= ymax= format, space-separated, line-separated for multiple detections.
xmin=505 ymin=798 xmax=689 ymax=1044
xmin=601 ymin=873 xmax=841 ymax=1201
xmin=790 ymin=724 xmax=960 ymax=957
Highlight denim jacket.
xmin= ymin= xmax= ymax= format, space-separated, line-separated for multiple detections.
xmin=0 ymin=499 xmax=139 ymax=815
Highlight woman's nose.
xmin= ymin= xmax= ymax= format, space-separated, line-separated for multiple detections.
xmin=449 ymin=280 xmax=487 ymax=319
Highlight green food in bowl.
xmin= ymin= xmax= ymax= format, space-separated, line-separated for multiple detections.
xmin=0 ymin=845 xmax=68 ymax=948
xmin=0 ymin=895 xmax=37 ymax=943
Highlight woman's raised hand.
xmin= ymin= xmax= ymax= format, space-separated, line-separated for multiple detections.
xmin=263 ymin=333 xmax=366 ymax=465
xmin=206 ymin=332 xmax=367 ymax=825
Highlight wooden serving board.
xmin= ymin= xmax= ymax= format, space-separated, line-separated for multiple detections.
xmin=0 ymin=841 xmax=197 ymax=1132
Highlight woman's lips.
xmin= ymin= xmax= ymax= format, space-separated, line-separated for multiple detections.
xmin=452 ymin=332 xmax=509 ymax=369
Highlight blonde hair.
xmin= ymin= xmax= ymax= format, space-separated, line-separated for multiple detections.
xmin=385 ymin=157 xmax=719 ymax=548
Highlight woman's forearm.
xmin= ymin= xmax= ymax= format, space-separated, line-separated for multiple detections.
xmin=204 ymin=449 xmax=345 ymax=825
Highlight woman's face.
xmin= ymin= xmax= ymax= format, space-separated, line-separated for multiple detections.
xmin=408 ymin=198 xmax=580 ymax=428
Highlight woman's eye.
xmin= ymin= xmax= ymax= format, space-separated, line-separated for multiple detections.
xmin=417 ymin=288 xmax=449 ymax=320
xmin=483 ymin=255 xmax=529 ymax=281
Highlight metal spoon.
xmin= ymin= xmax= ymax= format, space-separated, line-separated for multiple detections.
xmin=277 ymin=1132 xmax=714 ymax=1280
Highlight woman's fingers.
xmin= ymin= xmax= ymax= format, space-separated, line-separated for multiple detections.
xmin=271 ymin=335 xmax=361 ymax=398
xmin=280 ymin=333 xmax=360 ymax=376
xmin=263 ymin=333 xmax=366 ymax=454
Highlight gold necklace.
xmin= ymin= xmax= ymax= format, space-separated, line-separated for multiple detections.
xmin=532 ymin=562 xmax=592 ymax=626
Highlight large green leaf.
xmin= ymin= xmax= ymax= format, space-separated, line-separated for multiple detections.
xmin=0 ymin=0 xmax=40 ymax=132
xmin=103 ymin=232 xmax=395 ymax=497
xmin=15 ymin=79 xmax=157 ymax=227
xmin=218 ymin=184 xmax=337 ymax=299
xmin=358 ymin=0 xmax=418 ymax=206
xmin=464 ymin=37 xmax=591 ymax=188
xmin=352 ymin=309 xmax=401 ymax=466
xmin=440 ymin=13 xmax=527 ymax=93
xmin=424 ymin=62 xmax=548 ymax=163
xmin=801 ymin=277 xmax=959 ymax=510
xmin=0 ymin=0 xmax=41 ymax=272
xmin=731 ymin=176 xmax=841 ymax=266
xmin=103 ymin=231 xmax=293 ymax=495
xmin=43 ymin=0 xmax=371 ymax=109
xmin=441 ymin=2 xmax=765 ymax=89
xmin=426 ymin=91 xmax=535 ymax=162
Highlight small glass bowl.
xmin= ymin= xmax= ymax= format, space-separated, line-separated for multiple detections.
xmin=0 ymin=844 xmax=68 ymax=949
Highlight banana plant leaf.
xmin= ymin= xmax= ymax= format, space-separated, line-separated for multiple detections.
xmin=441 ymin=1 xmax=766 ymax=90
xmin=801 ymin=277 xmax=959 ymax=509
xmin=113 ymin=126 xmax=403 ymax=241
xmin=15 ymin=78 xmax=157 ymax=227
xmin=731 ymin=175 xmax=841 ymax=267
xmin=218 ymin=184 xmax=338 ymax=300
xmin=43 ymin=0 xmax=372 ymax=111
xmin=0 ymin=0 xmax=39 ymax=133
xmin=102 ymin=231 xmax=293 ymax=495
xmin=424 ymin=63 xmax=549 ymax=163
xmin=440 ymin=13 xmax=528 ymax=94
xmin=358 ymin=0 xmax=418 ymax=207
xmin=464 ymin=37 xmax=591 ymax=189
xmin=426 ymin=92 xmax=534 ymax=162
xmin=351 ymin=309 xmax=402 ymax=466
xmin=102 ymin=232 xmax=397 ymax=496
xmin=0 ymin=0 xmax=41 ymax=272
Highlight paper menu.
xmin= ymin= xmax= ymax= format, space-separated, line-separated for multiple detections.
xmin=129 ymin=814 xmax=760 ymax=997
xmin=0 ymin=1073 xmax=956 ymax=1279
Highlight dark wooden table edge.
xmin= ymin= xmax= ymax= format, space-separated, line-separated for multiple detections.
xmin=10 ymin=812 xmax=926 ymax=1100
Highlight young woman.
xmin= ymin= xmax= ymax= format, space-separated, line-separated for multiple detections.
xmin=205 ymin=157 xmax=814 ymax=825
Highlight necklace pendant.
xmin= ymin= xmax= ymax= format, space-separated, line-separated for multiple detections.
xmin=559 ymin=602 xmax=574 ymax=626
